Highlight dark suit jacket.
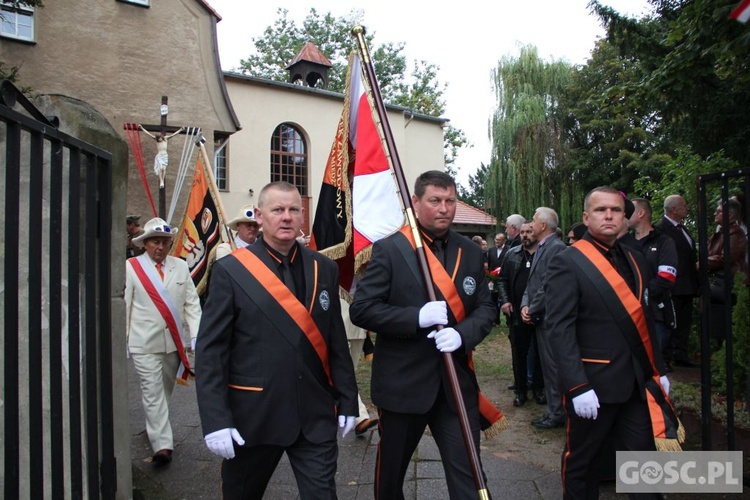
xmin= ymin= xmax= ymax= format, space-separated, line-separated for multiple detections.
xmin=655 ymin=216 xmax=699 ymax=296
xmin=521 ymin=233 xmax=566 ymax=323
xmin=496 ymin=245 xmax=530 ymax=326
xmin=195 ymin=242 xmax=358 ymax=447
xmin=487 ymin=244 xmax=508 ymax=272
xmin=544 ymin=234 xmax=666 ymax=404
xmin=349 ymin=229 xmax=496 ymax=414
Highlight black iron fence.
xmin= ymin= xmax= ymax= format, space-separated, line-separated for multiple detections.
xmin=696 ymin=168 xmax=749 ymax=451
xmin=1 ymin=80 xmax=116 ymax=498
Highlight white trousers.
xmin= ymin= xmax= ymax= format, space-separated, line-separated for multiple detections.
xmin=348 ymin=338 xmax=370 ymax=424
xmin=132 ymin=351 xmax=180 ymax=452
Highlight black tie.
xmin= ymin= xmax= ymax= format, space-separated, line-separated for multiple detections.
xmin=432 ymin=239 xmax=446 ymax=268
xmin=280 ymin=257 xmax=296 ymax=296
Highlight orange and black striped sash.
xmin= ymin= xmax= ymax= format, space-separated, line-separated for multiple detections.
xmin=231 ymin=248 xmax=332 ymax=386
xmin=571 ymin=240 xmax=684 ymax=449
xmin=398 ymin=227 xmax=506 ymax=433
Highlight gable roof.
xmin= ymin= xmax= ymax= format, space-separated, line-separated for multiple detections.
xmin=454 ymin=200 xmax=496 ymax=227
xmin=286 ymin=41 xmax=333 ymax=69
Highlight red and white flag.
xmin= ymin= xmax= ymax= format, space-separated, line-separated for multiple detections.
xmin=730 ymin=0 xmax=750 ymax=23
xmin=311 ymin=52 xmax=404 ymax=293
xmin=348 ymin=53 xmax=405 ymax=264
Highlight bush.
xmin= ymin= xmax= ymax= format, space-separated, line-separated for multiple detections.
xmin=711 ymin=275 xmax=750 ymax=400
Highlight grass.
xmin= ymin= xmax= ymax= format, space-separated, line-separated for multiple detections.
xmin=473 ymin=326 xmax=513 ymax=379
xmin=671 ymin=379 xmax=750 ymax=430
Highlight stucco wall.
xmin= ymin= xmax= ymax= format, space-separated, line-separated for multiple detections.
xmin=223 ymin=74 xmax=446 ymax=225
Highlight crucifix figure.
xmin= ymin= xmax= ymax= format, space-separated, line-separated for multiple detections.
xmin=140 ymin=125 xmax=184 ymax=188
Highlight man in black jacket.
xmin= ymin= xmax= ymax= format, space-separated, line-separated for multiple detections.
xmin=487 ymin=232 xmax=508 ymax=324
xmin=628 ymin=197 xmax=678 ymax=368
xmin=655 ymin=194 xmax=699 ymax=367
xmin=195 ymin=182 xmax=358 ymax=499
xmin=498 ymin=222 xmax=544 ymax=407
xmin=545 ymin=186 xmax=671 ymax=498
xmin=350 ymin=170 xmax=496 ymax=499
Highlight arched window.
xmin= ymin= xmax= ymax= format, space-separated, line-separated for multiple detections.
xmin=270 ymin=123 xmax=308 ymax=195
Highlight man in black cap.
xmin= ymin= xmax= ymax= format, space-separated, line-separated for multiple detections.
xmin=126 ymin=215 xmax=146 ymax=258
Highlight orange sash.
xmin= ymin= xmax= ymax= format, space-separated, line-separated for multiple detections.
xmin=399 ymin=227 xmax=507 ymax=438
xmin=572 ymin=240 xmax=684 ymax=450
xmin=233 ymin=249 xmax=332 ymax=386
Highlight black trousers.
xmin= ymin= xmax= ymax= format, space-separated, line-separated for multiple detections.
xmin=561 ymin=386 xmax=659 ymax=500
xmin=221 ymin=432 xmax=338 ymax=500
xmin=374 ymin=387 xmax=489 ymax=500
xmin=510 ymin=323 xmax=543 ymax=394
xmin=490 ymin=291 xmax=500 ymax=323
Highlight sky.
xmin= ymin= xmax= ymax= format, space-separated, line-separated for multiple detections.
xmin=206 ymin=0 xmax=650 ymax=186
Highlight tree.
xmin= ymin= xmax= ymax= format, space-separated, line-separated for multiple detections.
xmin=562 ymin=39 xmax=668 ymax=203
xmin=237 ymin=8 xmax=467 ymax=172
xmin=633 ymin=146 xmax=739 ymax=229
xmin=487 ymin=45 xmax=574 ymax=223
xmin=458 ymin=162 xmax=490 ymax=209
xmin=588 ymin=0 xmax=750 ymax=176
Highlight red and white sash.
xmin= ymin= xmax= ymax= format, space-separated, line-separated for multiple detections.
xmin=129 ymin=255 xmax=193 ymax=385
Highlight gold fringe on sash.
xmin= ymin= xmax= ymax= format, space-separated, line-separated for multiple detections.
xmin=654 ymin=419 xmax=686 ymax=451
xmin=483 ymin=415 xmax=509 ymax=440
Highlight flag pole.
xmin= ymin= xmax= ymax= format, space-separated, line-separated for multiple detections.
xmin=352 ymin=26 xmax=489 ymax=500
xmin=197 ymin=137 xmax=236 ymax=250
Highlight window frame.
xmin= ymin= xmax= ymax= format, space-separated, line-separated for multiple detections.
xmin=0 ymin=2 xmax=35 ymax=42
xmin=213 ymin=136 xmax=228 ymax=191
xmin=270 ymin=123 xmax=308 ymax=196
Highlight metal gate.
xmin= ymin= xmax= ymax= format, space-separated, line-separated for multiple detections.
xmin=1 ymin=80 xmax=116 ymax=498
xmin=696 ymin=167 xmax=749 ymax=451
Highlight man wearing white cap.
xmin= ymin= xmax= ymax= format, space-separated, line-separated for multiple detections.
xmin=215 ymin=204 xmax=260 ymax=260
xmin=125 ymin=217 xmax=202 ymax=464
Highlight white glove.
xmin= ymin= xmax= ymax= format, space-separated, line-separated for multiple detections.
xmin=204 ymin=428 xmax=245 ymax=459
xmin=418 ymin=301 xmax=448 ymax=328
xmin=660 ymin=375 xmax=670 ymax=397
xmin=338 ymin=415 xmax=356 ymax=437
xmin=190 ymin=337 xmax=196 ymax=351
xmin=427 ymin=327 xmax=463 ymax=353
xmin=572 ymin=389 xmax=599 ymax=420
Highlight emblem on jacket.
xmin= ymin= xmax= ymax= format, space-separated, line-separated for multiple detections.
xmin=319 ymin=290 xmax=331 ymax=311
xmin=462 ymin=276 xmax=477 ymax=295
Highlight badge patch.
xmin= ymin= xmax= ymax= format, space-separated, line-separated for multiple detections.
xmin=319 ymin=290 xmax=331 ymax=311
xmin=462 ymin=276 xmax=477 ymax=295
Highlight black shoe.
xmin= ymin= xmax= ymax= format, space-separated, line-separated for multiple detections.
xmin=513 ymin=393 xmax=527 ymax=407
xmin=664 ymin=362 xmax=674 ymax=373
xmin=673 ymin=359 xmax=696 ymax=367
xmin=532 ymin=417 xmax=564 ymax=429
xmin=152 ymin=449 xmax=173 ymax=465
xmin=533 ymin=391 xmax=547 ymax=405
xmin=507 ymin=384 xmax=516 ymax=391
xmin=531 ymin=415 xmax=548 ymax=426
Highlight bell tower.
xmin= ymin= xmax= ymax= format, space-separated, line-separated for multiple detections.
xmin=286 ymin=41 xmax=333 ymax=89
